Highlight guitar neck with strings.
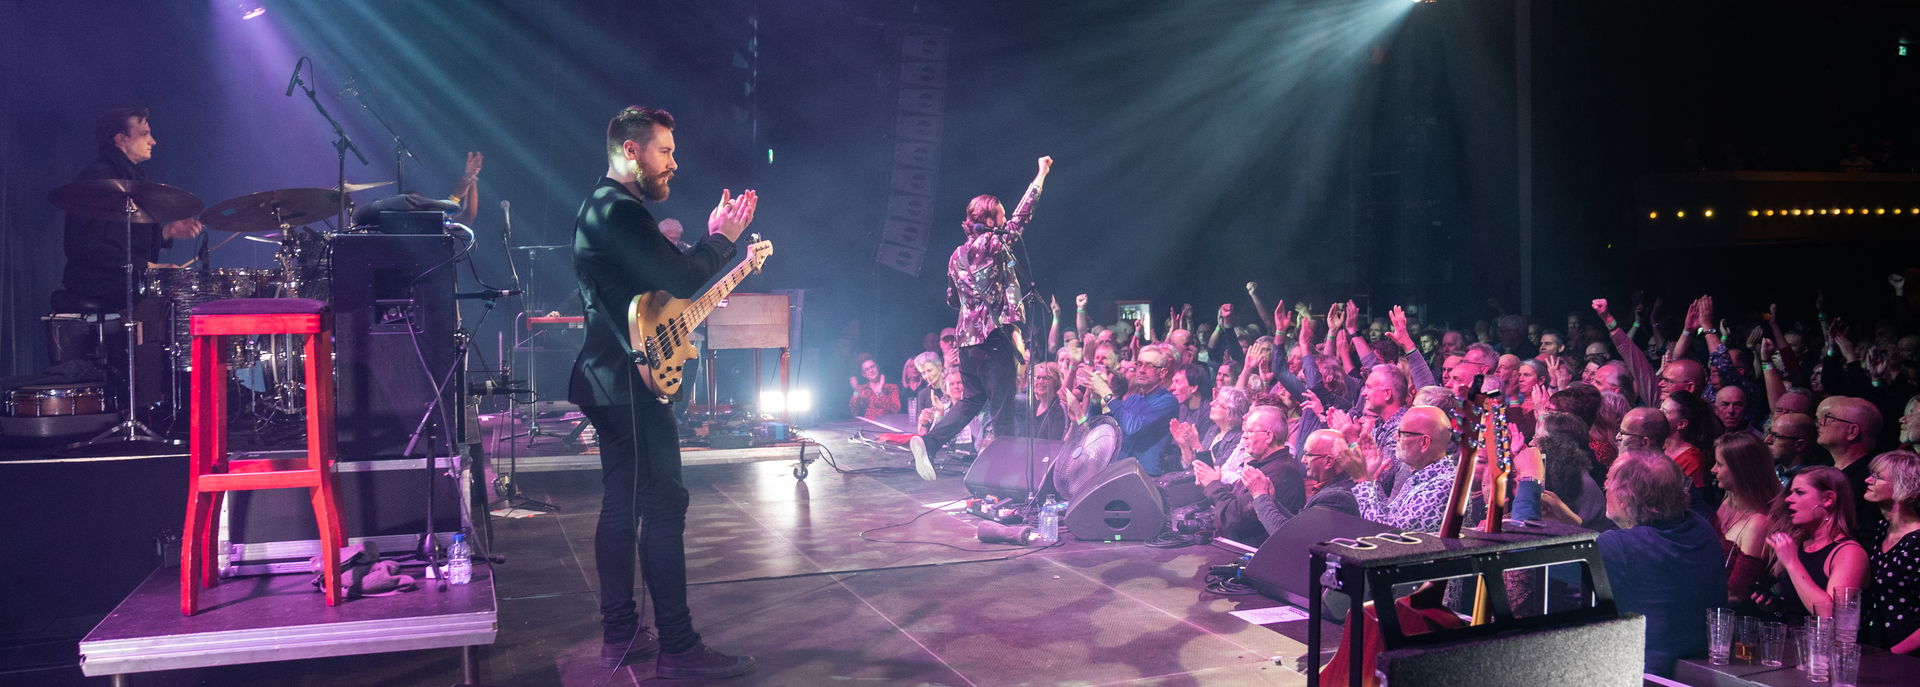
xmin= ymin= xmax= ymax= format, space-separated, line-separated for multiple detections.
xmin=627 ymin=239 xmax=773 ymax=399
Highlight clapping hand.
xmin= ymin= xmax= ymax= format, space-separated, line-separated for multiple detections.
xmin=1170 ymin=418 xmax=1201 ymax=453
xmin=1192 ymin=458 xmax=1222 ymax=486
xmin=707 ymin=189 xmax=759 ymax=241
xmin=1240 ymin=466 xmax=1274 ymax=498
xmin=1300 ymin=390 xmax=1327 ymax=420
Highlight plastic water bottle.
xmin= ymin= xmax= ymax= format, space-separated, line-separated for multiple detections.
xmin=1036 ymin=496 xmax=1062 ymax=545
xmin=446 ymin=533 xmax=473 ymax=585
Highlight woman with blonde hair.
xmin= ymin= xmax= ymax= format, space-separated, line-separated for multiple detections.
xmin=1863 ymin=450 xmax=1920 ymax=653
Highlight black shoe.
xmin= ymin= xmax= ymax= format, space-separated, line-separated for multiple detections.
xmin=655 ymin=642 xmax=756 ymax=680
xmin=600 ymin=629 xmax=659 ymax=668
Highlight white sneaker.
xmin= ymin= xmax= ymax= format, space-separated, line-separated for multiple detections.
xmin=910 ymin=435 xmax=937 ymax=481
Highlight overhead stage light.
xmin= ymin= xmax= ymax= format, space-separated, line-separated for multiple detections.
xmin=239 ymin=1 xmax=266 ymax=20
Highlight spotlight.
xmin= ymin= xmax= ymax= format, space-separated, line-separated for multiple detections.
xmin=1676 ymin=210 xmax=1686 ymax=219
xmin=1648 ymin=211 xmax=1658 ymax=220
xmin=239 ymin=1 xmax=266 ymax=20
xmin=757 ymin=389 xmax=813 ymax=414
xmin=1704 ymin=209 xmax=1714 ymax=218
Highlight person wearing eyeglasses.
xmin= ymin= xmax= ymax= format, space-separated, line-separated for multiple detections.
xmin=1086 ymin=344 xmax=1182 ymax=475
xmin=1242 ymin=429 xmax=1361 ymax=536
xmin=1899 ymin=395 xmax=1920 ymax=453
xmin=1343 ymin=405 xmax=1457 ymax=532
xmin=1192 ymin=406 xmax=1304 ymax=544
xmin=1815 ymin=396 xmax=1886 ymax=533
xmin=1764 ymin=412 xmax=1825 ymax=485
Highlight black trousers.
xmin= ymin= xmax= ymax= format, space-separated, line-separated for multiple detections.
xmin=583 ymin=402 xmax=700 ymax=652
xmin=922 ymin=328 xmax=1018 ymax=457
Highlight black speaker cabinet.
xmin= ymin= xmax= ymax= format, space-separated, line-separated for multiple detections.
xmin=964 ymin=437 xmax=1064 ymax=499
xmin=1378 ymin=613 xmax=1646 ymax=686
xmin=1065 ymin=458 xmax=1167 ymax=541
xmin=329 ymin=234 xmax=459 ymax=460
xmin=1244 ymin=508 xmax=1400 ymax=608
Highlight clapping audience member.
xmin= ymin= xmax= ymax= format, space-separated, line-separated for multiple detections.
xmin=1712 ymin=433 xmax=1781 ymax=605
xmin=1168 ymin=362 xmax=1213 ymax=440
xmin=1087 ymin=343 xmax=1180 ymax=475
xmin=1193 ymin=406 xmax=1304 ymax=544
xmin=1023 ymin=362 xmax=1071 ymax=440
xmin=1171 ymin=386 xmax=1250 ymax=470
xmin=1596 ymin=448 xmax=1725 ymax=677
xmin=1862 ymin=450 xmax=1920 ymax=653
xmin=1347 ymin=405 xmax=1457 ymax=531
xmin=1243 ymin=429 xmax=1362 ymax=536
xmin=1750 ymin=466 xmax=1867 ymax=621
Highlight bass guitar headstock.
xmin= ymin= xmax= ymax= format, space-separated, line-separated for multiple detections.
xmin=744 ymin=234 xmax=773 ymax=274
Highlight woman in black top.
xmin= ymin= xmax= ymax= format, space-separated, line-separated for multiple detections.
xmin=1753 ymin=466 xmax=1869 ymax=621
xmin=1863 ymin=450 xmax=1920 ymax=654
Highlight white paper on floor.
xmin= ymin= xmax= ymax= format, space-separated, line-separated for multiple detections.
xmin=1230 ymin=605 xmax=1310 ymax=625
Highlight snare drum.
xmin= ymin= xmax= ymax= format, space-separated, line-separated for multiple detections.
xmin=6 ymin=383 xmax=109 ymax=417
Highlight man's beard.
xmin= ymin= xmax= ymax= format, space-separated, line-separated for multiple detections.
xmin=639 ymin=170 xmax=672 ymax=202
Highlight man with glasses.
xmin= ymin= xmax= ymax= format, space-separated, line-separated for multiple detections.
xmin=1616 ymin=408 xmax=1670 ymax=455
xmin=1444 ymin=343 xmax=1500 ymax=400
xmin=1086 ymin=344 xmax=1181 ymax=475
xmin=1193 ymin=406 xmax=1304 ymax=543
xmin=1656 ymin=359 xmax=1708 ymax=401
xmin=1764 ymin=412 xmax=1825 ymax=484
xmin=1344 ymin=405 xmax=1458 ymax=531
xmin=1243 ymin=429 xmax=1360 ymax=535
xmin=1816 ymin=396 xmax=1885 ymax=530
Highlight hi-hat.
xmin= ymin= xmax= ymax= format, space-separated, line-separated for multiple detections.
xmin=201 ymin=188 xmax=343 ymax=232
xmin=49 ymin=179 xmax=204 ymax=225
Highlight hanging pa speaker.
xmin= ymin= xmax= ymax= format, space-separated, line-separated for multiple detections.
xmin=1064 ymin=457 xmax=1166 ymax=541
xmin=1242 ymin=507 xmax=1400 ymax=608
xmin=964 ymin=437 xmax=1065 ymax=499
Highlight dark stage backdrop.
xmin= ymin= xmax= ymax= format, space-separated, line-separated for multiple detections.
xmin=7 ymin=1 xmax=1917 ymax=417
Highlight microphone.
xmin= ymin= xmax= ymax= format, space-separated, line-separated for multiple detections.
xmin=284 ymin=57 xmax=306 ymax=97
xmin=499 ymin=200 xmax=512 ymax=231
xmin=455 ymin=288 xmax=523 ymax=300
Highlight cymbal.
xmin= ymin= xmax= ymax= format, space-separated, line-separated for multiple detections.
xmin=49 ymin=178 xmax=204 ymax=225
xmin=334 ymin=180 xmax=395 ymax=193
xmin=201 ymin=187 xmax=342 ymax=232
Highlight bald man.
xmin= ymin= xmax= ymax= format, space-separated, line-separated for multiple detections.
xmin=1816 ymin=396 xmax=1884 ymax=531
xmin=1344 ymin=405 xmax=1458 ymax=531
xmin=1243 ymin=429 xmax=1360 ymax=535
xmin=1193 ymin=406 xmax=1304 ymax=543
xmin=1657 ymin=358 xmax=1708 ymax=401
xmin=1764 ymin=412 xmax=1824 ymax=484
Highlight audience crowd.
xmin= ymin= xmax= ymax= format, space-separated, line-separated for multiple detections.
xmin=852 ymin=278 xmax=1920 ymax=674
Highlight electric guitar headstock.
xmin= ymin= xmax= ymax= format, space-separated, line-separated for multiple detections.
xmin=745 ymin=234 xmax=773 ymax=274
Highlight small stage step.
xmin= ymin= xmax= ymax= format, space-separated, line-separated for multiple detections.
xmin=79 ymin=564 xmax=496 ymax=683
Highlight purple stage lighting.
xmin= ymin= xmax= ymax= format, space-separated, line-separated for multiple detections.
xmin=240 ymin=1 xmax=266 ymax=20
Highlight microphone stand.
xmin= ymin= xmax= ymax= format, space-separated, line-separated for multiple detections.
xmin=291 ymin=66 xmax=366 ymax=232
xmin=342 ymin=86 xmax=421 ymax=194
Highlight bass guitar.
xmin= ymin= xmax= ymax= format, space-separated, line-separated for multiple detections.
xmin=627 ymin=239 xmax=773 ymax=399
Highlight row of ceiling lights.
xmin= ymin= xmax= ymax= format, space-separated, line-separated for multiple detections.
xmin=1648 ymin=207 xmax=1920 ymax=219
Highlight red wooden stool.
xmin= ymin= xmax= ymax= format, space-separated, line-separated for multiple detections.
xmin=180 ymin=298 xmax=341 ymax=615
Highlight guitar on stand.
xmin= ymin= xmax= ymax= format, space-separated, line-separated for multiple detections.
xmin=627 ymin=239 xmax=774 ymax=400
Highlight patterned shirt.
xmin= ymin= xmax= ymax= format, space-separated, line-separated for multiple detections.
xmin=946 ymin=183 xmax=1043 ymax=347
xmin=1353 ymin=453 xmax=1459 ymax=532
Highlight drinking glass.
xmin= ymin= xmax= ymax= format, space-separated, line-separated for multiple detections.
xmin=1834 ymin=587 xmax=1862 ymax=646
xmin=1707 ymin=608 xmax=1734 ymax=666
xmin=1831 ymin=641 xmax=1860 ymax=687
xmin=1761 ymin=621 xmax=1787 ymax=667
xmin=1808 ymin=615 xmax=1833 ymax=683
xmin=1793 ymin=626 xmax=1812 ymax=672
xmin=1733 ymin=616 xmax=1760 ymax=663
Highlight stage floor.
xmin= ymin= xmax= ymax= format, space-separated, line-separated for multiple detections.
xmin=16 ymin=422 xmax=1322 ymax=686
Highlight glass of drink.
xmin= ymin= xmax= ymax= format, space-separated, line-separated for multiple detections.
xmin=1831 ymin=641 xmax=1860 ymax=687
xmin=1733 ymin=616 xmax=1759 ymax=663
xmin=1808 ymin=615 xmax=1833 ymax=683
xmin=1793 ymin=626 xmax=1811 ymax=672
xmin=1707 ymin=608 xmax=1734 ymax=666
xmin=1834 ymin=587 xmax=1862 ymax=645
xmin=1761 ymin=621 xmax=1787 ymax=667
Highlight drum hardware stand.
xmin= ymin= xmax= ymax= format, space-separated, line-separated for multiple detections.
xmin=493 ymin=366 xmax=559 ymax=514
xmin=69 ymin=196 xmax=180 ymax=450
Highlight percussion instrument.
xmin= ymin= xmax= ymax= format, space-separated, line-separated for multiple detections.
xmin=6 ymin=383 xmax=109 ymax=417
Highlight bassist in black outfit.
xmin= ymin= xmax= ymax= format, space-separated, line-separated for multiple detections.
xmin=570 ymin=105 xmax=759 ymax=678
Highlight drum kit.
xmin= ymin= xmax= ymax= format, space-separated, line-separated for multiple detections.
xmin=41 ymin=177 xmax=396 ymax=447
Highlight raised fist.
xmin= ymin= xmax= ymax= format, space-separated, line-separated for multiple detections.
xmin=1590 ymin=298 xmax=1608 ymax=314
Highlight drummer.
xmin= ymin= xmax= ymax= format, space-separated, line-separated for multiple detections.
xmin=59 ymin=106 xmax=203 ymax=310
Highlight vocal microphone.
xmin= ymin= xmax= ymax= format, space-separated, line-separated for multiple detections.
xmin=284 ymin=56 xmax=306 ymax=97
xmin=500 ymin=200 xmax=512 ymax=231
xmin=455 ymin=288 xmax=523 ymax=300
xmin=976 ymin=521 xmax=1033 ymax=546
